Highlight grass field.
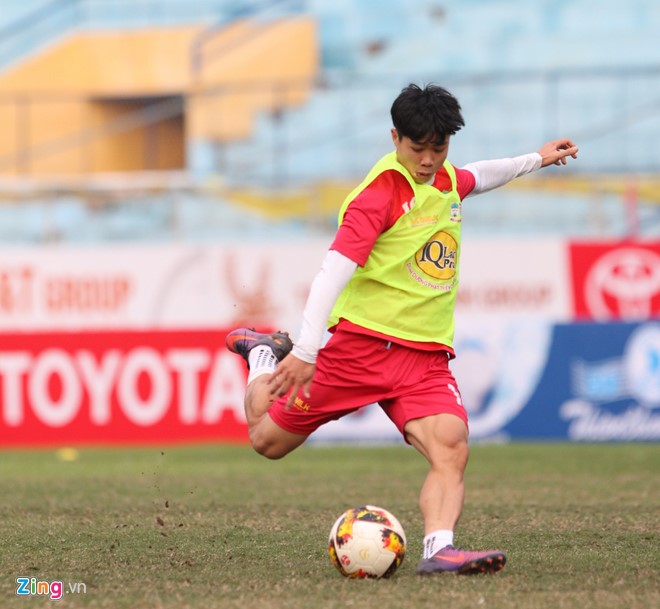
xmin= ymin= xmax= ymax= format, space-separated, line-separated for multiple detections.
xmin=0 ymin=442 xmax=658 ymax=609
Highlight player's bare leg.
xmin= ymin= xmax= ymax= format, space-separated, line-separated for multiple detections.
xmin=405 ymin=414 xmax=468 ymax=532
xmin=405 ymin=413 xmax=506 ymax=574
xmin=243 ymin=377 xmax=307 ymax=458
xmin=242 ymin=373 xmax=276 ymax=429
xmin=226 ymin=328 xmax=307 ymax=459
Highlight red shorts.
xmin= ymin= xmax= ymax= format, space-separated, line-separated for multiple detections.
xmin=268 ymin=326 xmax=468 ymax=439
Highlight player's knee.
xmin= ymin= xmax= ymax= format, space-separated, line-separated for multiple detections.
xmin=253 ymin=442 xmax=288 ymax=460
xmin=454 ymin=437 xmax=470 ymax=464
xmin=426 ymin=429 xmax=469 ymax=471
xmin=249 ymin=429 xmax=289 ymax=460
xmin=441 ymin=437 xmax=469 ymax=471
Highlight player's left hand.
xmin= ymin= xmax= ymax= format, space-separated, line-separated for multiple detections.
xmin=538 ymin=138 xmax=579 ymax=167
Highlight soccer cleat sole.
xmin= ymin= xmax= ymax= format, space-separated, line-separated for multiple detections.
xmin=456 ymin=553 xmax=506 ymax=575
xmin=417 ymin=552 xmax=506 ymax=576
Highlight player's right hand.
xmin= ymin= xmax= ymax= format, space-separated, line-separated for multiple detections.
xmin=267 ymin=353 xmax=315 ymax=410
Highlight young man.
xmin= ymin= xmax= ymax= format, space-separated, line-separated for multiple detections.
xmin=226 ymin=83 xmax=578 ymax=575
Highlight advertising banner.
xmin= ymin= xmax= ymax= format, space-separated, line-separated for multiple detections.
xmin=1 ymin=239 xmax=658 ymax=445
xmin=0 ymin=329 xmax=249 ymax=446
xmin=0 ymin=242 xmax=327 ymax=333
xmin=457 ymin=236 xmax=571 ymax=319
xmin=3 ymin=321 xmax=658 ymax=447
xmin=569 ymin=240 xmax=660 ymax=321
xmin=313 ymin=320 xmax=660 ymax=443
xmin=0 ymin=238 xmax=571 ymax=332
xmin=505 ymin=321 xmax=660 ymax=441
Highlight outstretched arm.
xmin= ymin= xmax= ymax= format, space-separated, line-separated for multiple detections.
xmin=462 ymin=137 xmax=579 ymax=196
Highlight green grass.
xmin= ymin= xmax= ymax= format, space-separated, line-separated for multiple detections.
xmin=0 ymin=443 xmax=658 ymax=609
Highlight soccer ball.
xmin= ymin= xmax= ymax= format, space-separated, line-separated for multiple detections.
xmin=328 ymin=505 xmax=406 ymax=579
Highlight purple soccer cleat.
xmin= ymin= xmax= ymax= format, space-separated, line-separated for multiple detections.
xmin=417 ymin=545 xmax=506 ymax=575
xmin=225 ymin=327 xmax=293 ymax=365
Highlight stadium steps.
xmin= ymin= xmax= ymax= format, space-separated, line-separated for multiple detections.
xmin=0 ymin=1 xmax=317 ymax=175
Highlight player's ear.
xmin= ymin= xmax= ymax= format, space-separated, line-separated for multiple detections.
xmin=391 ymin=128 xmax=400 ymax=145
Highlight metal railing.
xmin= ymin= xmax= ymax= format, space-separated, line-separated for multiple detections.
xmin=0 ymin=0 xmax=294 ymax=70
xmin=2 ymin=66 xmax=660 ymax=180
xmin=190 ymin=0 xmax=305 ymax=76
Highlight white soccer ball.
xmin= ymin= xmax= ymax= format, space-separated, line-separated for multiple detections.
xmin=328 ymin=505 xmax=406 ymax=578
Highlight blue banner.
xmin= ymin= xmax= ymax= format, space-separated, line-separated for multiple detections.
xmin=504 ymin=321 xmax=660 ymax=441
xmin=311 ymin=320 xmax=660 ymax=444
xmin=456 ymin=320 xmax=660 ymax=442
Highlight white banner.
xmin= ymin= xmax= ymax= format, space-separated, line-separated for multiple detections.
xmin=456 ymin=236 xmax=570 ymax=319
xmin=0 ymin=241 xmax=328 ymax=333
xmin=0 ymin=237 xmax=570 ymax=332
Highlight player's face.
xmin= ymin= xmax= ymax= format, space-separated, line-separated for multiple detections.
xmin=391 ymin=129 xmax=450 ymax=184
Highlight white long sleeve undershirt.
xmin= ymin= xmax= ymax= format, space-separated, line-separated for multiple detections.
xmin=462 ymin=152 xmax=542 ymax=196
xmin=292 ymin=249 xmax=357 ymax=364
xmin=292 ymin=152 xmax=544 ymax=363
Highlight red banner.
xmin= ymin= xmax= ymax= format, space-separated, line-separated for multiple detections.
xmin=569 ymin=241 xmax=660 ymax=321
xmin=0 ymin=329 xmax=250 ymax=447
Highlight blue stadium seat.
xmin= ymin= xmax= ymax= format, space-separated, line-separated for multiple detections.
xmin=2 ymin=0 xmax=659 ymax=241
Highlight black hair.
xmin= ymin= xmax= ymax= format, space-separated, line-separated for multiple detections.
xmin=390 ymin=83 xmax=465 ymax=145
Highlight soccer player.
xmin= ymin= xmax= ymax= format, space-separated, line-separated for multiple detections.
xmin=226 ymin=83 xmax=578 ymax=575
